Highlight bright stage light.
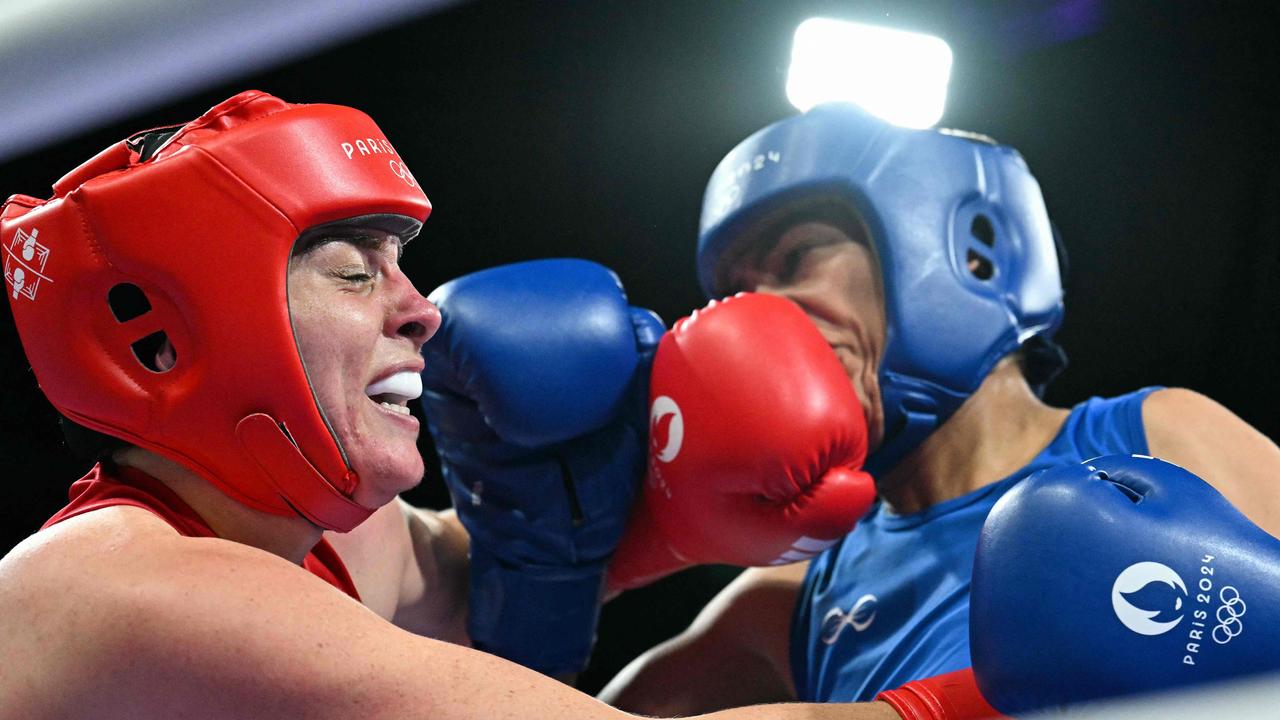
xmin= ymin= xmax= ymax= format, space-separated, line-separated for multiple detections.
xmin=786 ymin=18 xmax=953 ymax=129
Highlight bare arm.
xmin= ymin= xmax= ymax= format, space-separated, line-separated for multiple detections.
xmin=393 ymin=503 xmax=470 ymax=641
xmin=600 ymin=563 xmax=808 ymax=715
xmin=324 ymin=498 xmax=470 ymax=642
xmin=1 ymin=507 xmax=601 ymax=720
xmin=702 ymin=703 xmax=900 ymax=719
xmin=1143 ymin=387 xmax=1280 ymax=537
xmin=0 ymin=509 xmax=899 ymax=720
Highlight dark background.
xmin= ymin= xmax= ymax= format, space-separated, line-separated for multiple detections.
xmin=2 ymin=0 xmax=1277 ymax=693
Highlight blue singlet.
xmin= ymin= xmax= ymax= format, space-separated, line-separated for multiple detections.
xmin=790 ymin=388 xmax=1159 ymax=702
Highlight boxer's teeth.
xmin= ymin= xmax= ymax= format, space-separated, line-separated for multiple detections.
xmin=365 ymin=371 xmax=422 ymax=403
xmin=378 ymin=401 xmax=412 ymax=416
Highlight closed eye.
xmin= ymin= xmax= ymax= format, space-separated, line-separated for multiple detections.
xmin=778 ymin=243 xmax=813 ymax=281
xmin=764 ymin=238 xmax=824 ymax=284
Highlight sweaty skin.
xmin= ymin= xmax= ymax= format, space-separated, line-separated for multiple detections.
xmin=288 ymin=232 xmax=437 ymax=509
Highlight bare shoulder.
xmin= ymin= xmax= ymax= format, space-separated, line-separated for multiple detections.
xmin=0 ymin=505 xmax=600 ymax=720
xmin=1141 ymin=387 xmax=1280 ymax=471
xmin=1142 ymin=387 xmax=1245 ymax=429
xmin=0 ymin=505 xmax=184 ymax=623
xmin=392 ymin=503 xmax=470 ymax=641
xmin=1143 ymin=387 xmax=1280 ymax=536
xmin=0 ymin=507 xmax=186 ymax=718
xmin=1 ymin=507 xmax=357 ymax=717
xmin=324 ymin=499 xmax=414 ymax=620
xmin=323 ymin=499 xmax=469 ymax=643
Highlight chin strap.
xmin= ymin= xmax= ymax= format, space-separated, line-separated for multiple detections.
xmin=235 ymin=413 xmax=373 ymax=532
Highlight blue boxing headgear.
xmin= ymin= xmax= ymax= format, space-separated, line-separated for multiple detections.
xmin=697 ymin=103 xmax=1065 ymax=474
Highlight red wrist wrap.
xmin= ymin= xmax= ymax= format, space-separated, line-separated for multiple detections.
xmin=876 ymin=668 xmax=1005 ymax=720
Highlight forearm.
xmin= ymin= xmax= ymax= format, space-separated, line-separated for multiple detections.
xmin=603 ymin=633 xmax=793 ymax=715
xmin=396 ymin=502 xmax=471 ymax=641
xmin=1143 ymin=388 xmax=1280 ymax=538
xmin=602 ymin=566 xmax=803 ymax=714
xmin=694 ymin=702 xmax=901 ymax=720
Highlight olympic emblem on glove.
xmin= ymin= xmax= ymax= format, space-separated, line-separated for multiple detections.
xmin=1212 ymin=586 xmax=1245 ymax=645
xmin=1111 ymin=555 xmax=1248 ymax=668
xmin=1111 ymin=561 xmax=1187 ymax=636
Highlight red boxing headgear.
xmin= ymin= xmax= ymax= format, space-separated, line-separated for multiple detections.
xmin=2 ymin=90 xmax=431 ymax=531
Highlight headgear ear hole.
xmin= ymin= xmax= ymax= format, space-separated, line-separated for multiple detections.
xmin=970 ymin=214 xmax=996 ymax=247
xmin=131 ymin=331 xmax=175 ymax=373
xmin=966 ymin=250 xmax=995 ymax=281
xmin=107 ymin=283 xmax=152 ymax=322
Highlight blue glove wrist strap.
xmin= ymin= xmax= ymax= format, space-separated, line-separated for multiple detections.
xmin=467 ymin=542 xmax=605 ymax=676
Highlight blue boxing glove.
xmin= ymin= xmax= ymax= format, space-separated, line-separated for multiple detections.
xmin=971 ymin=454 xmax=1280 ymax=715
xmin=420 ymin=258 xmax=662 ymax=675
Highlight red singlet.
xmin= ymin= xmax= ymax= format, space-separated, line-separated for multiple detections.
xmin=42 ymin=463 xmax=361 ymax=601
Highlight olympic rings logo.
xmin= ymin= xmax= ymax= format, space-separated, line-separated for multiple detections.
xmin=1212 ymin=586 xmax=1246 ymax=645
xmin=389 ymin=159 xmax=417 ymax=188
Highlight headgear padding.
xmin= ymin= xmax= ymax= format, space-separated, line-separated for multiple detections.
xmin=2 ymin=90 xmax=431 ymax=530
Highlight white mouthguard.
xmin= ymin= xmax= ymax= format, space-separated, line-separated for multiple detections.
xmin=365 ymin=370 xmax=423 ymax=402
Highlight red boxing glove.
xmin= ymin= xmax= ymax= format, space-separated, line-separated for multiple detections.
xmin=608 ymin=293 xmax=876 ymax=590
xmin=877 ymin=669 xmax=1006 ymax=720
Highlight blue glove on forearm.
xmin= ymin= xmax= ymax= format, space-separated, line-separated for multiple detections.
xmin=420 ymin=258 xmax=662 ymax=675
